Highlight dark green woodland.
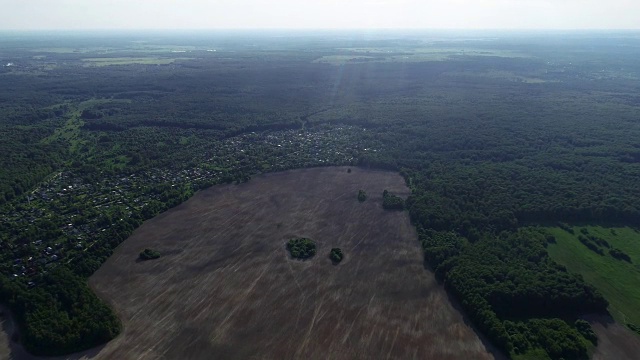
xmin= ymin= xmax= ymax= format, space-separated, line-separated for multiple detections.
xmin=1 ymin=30 xmax=639 ymax=358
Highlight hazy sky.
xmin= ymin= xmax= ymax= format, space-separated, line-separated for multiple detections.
xmin=1 ymin=0 xmax=638 ymax=30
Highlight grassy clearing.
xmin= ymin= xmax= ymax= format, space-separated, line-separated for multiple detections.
xmin=546 ymin=225 xmax=640 ymax=326
xmin=31 ymin=47 xmax=101 ymax=53
xmin=32 ymin=44 xmax=198 ymax=54
xmin=314 ymin=47 xmax=529 ymax=64
xmin=42 ymin=98 xmax=131 ymax=152
xmin=445 ymin=70 xmax=555 ymax=84
xmin=81 ymin=57 xmax=191 ymax=67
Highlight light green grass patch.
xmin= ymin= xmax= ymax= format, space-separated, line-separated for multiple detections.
xmin=512 ymin=347 xmax=552 ymax=360
xmin=103 ymin=155 xmax=130 ymax=171
xmin=312 ymin=55 xmax=379 ymax=64
xmin=314 ymin=47 xmax=529 ymax=65
xmin=42 ymin=98 xmax=131 ymax=152
xmin=546 ymin=225 xmax=640 ymax=325
xmin=32 ymin=45 xmax=198 ymax=55
xmin=446 ymin=70 xmax=556 ymax=84
xmin=81 ymin=57 xmax=192 ymax=67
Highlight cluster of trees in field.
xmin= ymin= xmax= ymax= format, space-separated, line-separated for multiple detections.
xmin=286 ymin=238 xmax=316 ymax=259
xmin=382 ymin=190 xmax=404 ymax=210
xmin=570 ymin=228 xmax=632 ymax=263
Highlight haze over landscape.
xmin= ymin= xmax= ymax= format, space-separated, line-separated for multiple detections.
xmin=1 ymin=0 xmax=639 ymax=30
xmin=1 ymin=1 xmax=640 ymax=360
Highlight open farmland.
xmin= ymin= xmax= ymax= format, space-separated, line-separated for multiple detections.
xmin=81 ymin=57 xmax=191 ymax=66
xmin=80 ymin=167 xmax=496 ymax=359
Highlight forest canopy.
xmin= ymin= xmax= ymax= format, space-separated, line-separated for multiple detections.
xmin=1 ymin=31 xmax=639 ymax=358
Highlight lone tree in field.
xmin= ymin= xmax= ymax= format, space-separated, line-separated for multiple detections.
xmin=287 ymin=238 xmax=316 ymax=259
xmin=382 ymin=189 xmax=404 ymax=210
xmin=139 ymin=248 xmax=161 ymax=260
xmin=329 ymin=248 xmax=344 ymax=263
xmin=357 ymin=189 xmax=367 ymax=202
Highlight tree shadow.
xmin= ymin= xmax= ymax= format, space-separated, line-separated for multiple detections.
xmin=1 ymin=306 xmax=110 ymax=360
xmin=582 ymin=313 xmax=616 ymax=327
xmin=420 ymin=259 xmax=508 ymax=360
xmin=442 ymin=289 xmax=510 ymax=360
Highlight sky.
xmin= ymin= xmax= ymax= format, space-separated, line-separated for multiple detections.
xmin=0 ymin=0 xmax=638 ymax=30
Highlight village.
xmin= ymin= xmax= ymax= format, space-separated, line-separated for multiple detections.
xmin=0 ymin=125 xmax=377 ymax=285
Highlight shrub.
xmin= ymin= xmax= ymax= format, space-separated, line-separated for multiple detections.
xmin=577 ymin=235 xmax=604 ymax=255
xmin=627 ymin=323 xmax=640 ymax=335
xmin=589 ymin=235 xmax=610 ymax=248
xmin=357 ymin=189 xmax=367 ymax=202
xmin=609 ymin=248 xmax=632 ymax=262
xmin=329 ymin=248 xmax=343 ymax=263
xmin=558 ymin=222 xmax=574 ymax=234
xmin=139 ymin=248 xmax=161 ymax=260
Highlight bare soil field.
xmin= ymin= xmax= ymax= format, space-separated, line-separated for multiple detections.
xmin=586 ymin=315 xmax=640 ymax=360
xmin=4 ymin=167 xmax=500 ymax=360
xmin=87 ymin=166 xmax=496 ymax=359
xmin=0 ymin=307 xmax=14 ymax=360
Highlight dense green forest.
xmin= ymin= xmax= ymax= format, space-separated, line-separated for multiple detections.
xmin=1 ymin=31 xmax=639 ymax=358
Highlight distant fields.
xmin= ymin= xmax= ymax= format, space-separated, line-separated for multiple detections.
xmin=313 ymin=47 xmax=529 ymax=64
xmin=546 ymin=226 xmax=640 ymax=326
xmin=81 ymin=57 xmax=191 ymax=66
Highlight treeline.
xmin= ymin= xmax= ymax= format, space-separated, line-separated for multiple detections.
xmin=419 ymin=228 xmax=606 ymax=358
xmin=0 ymin=267 xmax=120 ymax=355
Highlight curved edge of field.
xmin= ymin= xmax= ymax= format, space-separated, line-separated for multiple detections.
xmin=0 ymin=305 xmax=18 ymax=360
xmin=90 ymin=166 xmax=498 ymax=359
xmin=2 ymin=167 xmax=500 ymax=360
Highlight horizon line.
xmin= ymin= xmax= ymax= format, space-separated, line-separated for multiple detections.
xmin=1 ymin=27 xmax=640 ymax=32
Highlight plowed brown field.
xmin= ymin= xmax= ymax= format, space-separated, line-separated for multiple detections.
xmin=89 ymin=167 xmax=495 ymax=359
xmin=4 ymin=167 xmax=500 ymax=360
xmin=3 ymin=168 xmax=640 ymax=359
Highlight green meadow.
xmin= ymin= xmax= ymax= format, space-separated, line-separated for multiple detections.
xmin=546 ymin=226 xmax=640 ymax=327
